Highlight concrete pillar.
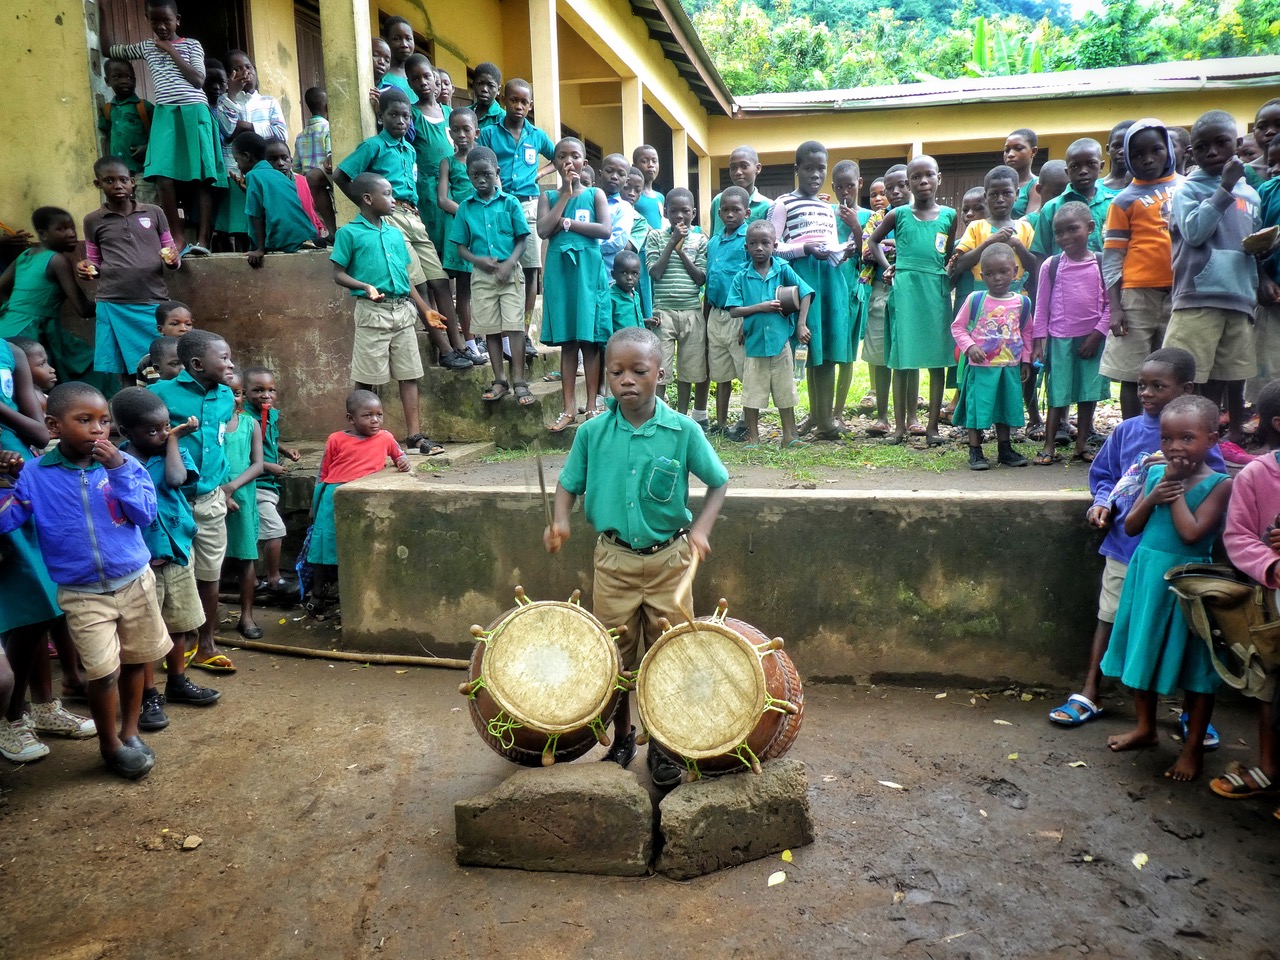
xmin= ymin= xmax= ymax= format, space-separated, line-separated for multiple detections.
xmin=671 ymin=128 xmax=689 ymax=190
xmin=319 ymin=0 xmax=375 ymax=217
xmin=529 ymin=0 xmax=562 ymax=141
xmin=621 ymin=77 xmax=644 ymax=160
xmin=697 ymin=152 xmax=713 ymax=233
xmin=909 ymin=140 xmax=924 ymax=160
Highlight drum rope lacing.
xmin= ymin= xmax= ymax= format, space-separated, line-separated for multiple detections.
xmin=486 ymin=709 xmax=524 ymax=750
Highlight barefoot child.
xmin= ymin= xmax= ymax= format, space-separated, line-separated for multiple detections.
xmin=449 ymin=146 xmax=531 ymax=405
xmin=728 ymin=220 xmax=813 ymax=448
xmin=1050 ymin=348 xmax=1225 ymax=728
xmin=544 ymin=327 xmax=728 ymax=789
xmin=0 ymin=383 xmax=169 ymax=779
xmin=222 ymin=373 xmax=264 ymax=639
xmin=1032 ymin=202 xmax=1112 ymax=465
xmin=1217 ymin=379 xmax=1280 ymax=807
xmin=950 ymin=243 xmax=1031 ymax=470
xmin=868 ymin=154 xmax=957 ymax=446
xmin=538 ymin=137 xmax=610 ymax=431
xmin=1101 ymin=394 xmax=1230 ymax=782
xmin=704 ymin=187 xmax=751 ymax=436
xmin=306 ymin=391 xmax=409 ymax=613
xmin=243 ymin=366 xmax=300 ymax=596
xmin=112 ymin=387 xmax=220 ymax=732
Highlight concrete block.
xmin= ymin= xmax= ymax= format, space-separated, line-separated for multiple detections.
xmin=455 ymin=764 xmax=654 ymax=875
xmin=655 ymin=759 xmax=815 ymax=880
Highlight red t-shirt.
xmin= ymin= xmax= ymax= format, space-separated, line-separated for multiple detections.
xmin=318 ymin=429 xmax=403 ymax=483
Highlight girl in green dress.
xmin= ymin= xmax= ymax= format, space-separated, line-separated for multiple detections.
xmin=222 ymin=373 xmax=264 ymax=639
xmin=407 ymin=55 xmax=454 ymax=257
xmin=438 ymin=108 xmax=482 ymax=361
xmin=537 ymin=138 xmax=611 ymax=432
xmin=867 ymin=155 xmax=959 ymax=446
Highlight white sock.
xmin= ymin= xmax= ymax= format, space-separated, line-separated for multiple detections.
xmin=692 ymin=408 xmax=709 ymax=423
xmin=465 ymin=338 xmax=476 ymax=351
xmin=501 ymin=335 xmax=511 ymax=355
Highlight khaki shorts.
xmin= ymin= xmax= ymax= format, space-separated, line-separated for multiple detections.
xmin=256 ymin=485 xmax=286 ymax=540
xmin=469 ymin=268 xmax=526 ymax=336
xmin=1099 ymin=287 xmax=1171 ymax=382
xmin=519 ymin=198 xmax=542 ymax=270
xmin=352 ymin=297 xmax=423 ymax=385
xmin=191 ymin=489 xmax=229 ymax=582
xmin=706 ymin=306 xmax=745 ymax=383
xmin=1247 ymin=303 xmax=1280 ymax=403
xmin=152 ymin=560 xmax=205 ymax=634
xmin=58 ymin=567 xmax=171 ymax=682
xmin=386 ymin=205 xmax=446 ymax=284
xmin=1162 ymin=306 xmax=1257 ymax=383
xmin=1098 ymin=556 xmax=1128 ymax=623
xmin=653 ymin=307 xmax=707 ymax=384
xmin=592 ymin=533 xmax=692 ymax=670
xmin=863 ymin=279 xmax=889 ymax=366
xmin=742 ymin=347 xmax=800 ymax=410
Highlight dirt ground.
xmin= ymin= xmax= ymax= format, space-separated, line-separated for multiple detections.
xmin=3 ymin=613 xmax=1279 ymax=960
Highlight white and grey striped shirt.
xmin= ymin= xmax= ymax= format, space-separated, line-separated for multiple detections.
xmin=108 ymin=38 xmax=206 ymax=106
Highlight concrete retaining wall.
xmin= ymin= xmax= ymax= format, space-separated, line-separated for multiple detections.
xmin=335 ymin=475 xmax=1103 ymax=687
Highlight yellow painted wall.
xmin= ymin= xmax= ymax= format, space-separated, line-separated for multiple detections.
xmin=369 ymin=0 xmax=510 ymax=97
xmin=2 ymin=3 xmax=101 ymax=230
xmin=247 ymin=0 xmax=303 ymax=137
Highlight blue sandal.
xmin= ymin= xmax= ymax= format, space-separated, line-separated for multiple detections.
xmin=1048 ymin=693 xmax=1102 ymax=726
xmin=1179 ymin=711 xmax=1220 ymax=750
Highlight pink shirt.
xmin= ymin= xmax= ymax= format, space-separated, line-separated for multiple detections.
xmin=1033 ymin=253 xmax=1110 ymax=339
xmin=951 ymin=292 xmax=1031 ymax=366
xmin=1224 ymin=453 xmax=1280 ymax=589
xmin=294 ymin=174 xmax=325 ymax=237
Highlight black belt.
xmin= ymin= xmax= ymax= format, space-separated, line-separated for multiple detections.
xmin=603 ymin=529 xmax=687 ymax=555
xmin=515 ymin=195 xmax=536 ymax=202
xmin=382 ymin=295 xmax=412 ymax=304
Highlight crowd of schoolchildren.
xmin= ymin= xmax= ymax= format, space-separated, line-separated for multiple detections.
xmin=2 ymin=0 xmax=1280 ymax=799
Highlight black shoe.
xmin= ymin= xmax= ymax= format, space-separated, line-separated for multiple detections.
xmin=725 ymin=421 xmax=749 ymax=443
xmin=600 ymin=725 xmax=637 ymax=768
xmin=646 ymin=744 xmax=685 ymax=790
xmin=105 ymin=744 xmax=154 ymax=779
xmin=968 ymin=445 xmax=990 ymax=471
xmin=997 ymin=441 xmax=1029 ymax=467
xmin=138 ymin=690 xmax=169 ymax=731
xmin=524 ymin=339 xmax=539 ymax=359
xmin=165 ymin=674 xmax=221 ymax=706
xmin=464 ymin=345 xmax=488 ymax=365
xmin=123 ymin=735 xmax=154 ymax=759
xmin=440 ymin=350 xmax=472 ymax=370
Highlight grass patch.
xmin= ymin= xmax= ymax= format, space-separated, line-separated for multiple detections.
xmin=478 ymin=446 xmax=540 ymax=464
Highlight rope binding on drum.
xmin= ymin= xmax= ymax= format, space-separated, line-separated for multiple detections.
xmin=486 ymin=709 xmax=524 ymax=749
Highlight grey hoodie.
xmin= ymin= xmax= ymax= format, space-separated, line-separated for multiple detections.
xmin=1170 ymin=166 xmax=1262 ymax=314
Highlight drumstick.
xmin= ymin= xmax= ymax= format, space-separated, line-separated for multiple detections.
xmin=533 ymin=439 xmax=553 ymax=531
xmin=674 ymin=549 xmax=700 ymax=624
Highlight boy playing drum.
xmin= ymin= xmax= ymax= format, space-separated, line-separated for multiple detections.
xmin=544 ymin=327 xmax=729 ymax=788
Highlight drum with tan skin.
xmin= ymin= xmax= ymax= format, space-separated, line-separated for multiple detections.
xmin=460 ymin=587 xmax=632 ymax=767
xmin=636 ymin=599 xmax=804 ymax=780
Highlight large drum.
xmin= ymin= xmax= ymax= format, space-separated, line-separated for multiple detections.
xmin=460 ymin=587 xmax=628 ymax=767
xmin=636 ymin=599 xmax=803 ymax=779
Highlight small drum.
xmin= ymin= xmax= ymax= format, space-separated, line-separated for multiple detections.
xmin=636 ymin=599 xmax=803 ymax=779
xmin=460 ymin=587 xmax=629 ymax=767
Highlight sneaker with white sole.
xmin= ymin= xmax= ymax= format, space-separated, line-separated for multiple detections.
xmin=27 ymin=699 xmax=96 ymax=738
xmin=0 ymin=718 xmax=51 ymax=763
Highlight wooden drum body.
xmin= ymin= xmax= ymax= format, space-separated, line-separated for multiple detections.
xmin=636 ymin=599 xmax=804 ymax=778
xmin=461 ymin=587 xmax=626 ymax=767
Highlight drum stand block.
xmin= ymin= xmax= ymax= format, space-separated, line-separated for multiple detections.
xmin=655 ymin=759 xmax=815 ymax=880
xmin=455 ymin=765 xmax=654 ymax=876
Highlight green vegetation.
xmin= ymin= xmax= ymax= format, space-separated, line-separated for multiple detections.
xmin=685 ymin=0 xmax=1280 ymax=94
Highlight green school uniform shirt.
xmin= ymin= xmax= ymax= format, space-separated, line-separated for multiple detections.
xmin=704 ymin=221 xmax=749 ymax=309
xmin=644 ymin=227 xmax=708 ymax=312
xmin=337 ymin=130 xmax=418 ymax=204
xmin=1031 ymin=183 xmax=1119 ymax=259
xmin=249 ymin=405 xmax=281 ymax=491
xmin=149 ymin=371 xmax=235 ymax=497
xmin=330 ymin=214 xmax=413 ymax=298
xmin=138 ymin=448 xmax=199 ymax=563
xmin=477 ymin=120 xmax=555 ymax=198
xmin=99 ymin=95 xmax=153 ymax=174
xmin=244 ymin=160 xmax=316 ymax=252
xmin=608 ymin=284 xmax=644 ymax=331
xmin=709 ymin=187 xmax=773 ymax=231
xmin=558 ymin=397 xmax=729 ymax=549
xmin=474 ymin=100 xmax=506 ymax=130
xmin=447 ymin=190 xmax=530 ymax=261
xmin=726 ymin=257 xmax=813 ymax=358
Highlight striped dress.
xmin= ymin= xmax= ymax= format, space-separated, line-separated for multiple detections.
xmin=768 ymin=193 xmax=853 ymax=367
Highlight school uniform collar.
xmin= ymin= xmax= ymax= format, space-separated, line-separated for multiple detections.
xmin=174 ymin=369 xmax=222 ymax=395
xmin=749 ymin=188 xmax=769 ymax=204
xmin=747 ymin=258 xmax=786 ymax=283
xmin=113 ymin=93 xmax=142 ymax=105
xmin=376 ymin=130 xmax=409 ymax=149
xmin=39 ymin=445 xmax=102 ymax=471
xmin=471 ymin=189 xmax=508 ymax=206
xmin=603 ymin=396 xmax=682 ymax=434
xmin=718 ymin=221 xmax=748 ymax=240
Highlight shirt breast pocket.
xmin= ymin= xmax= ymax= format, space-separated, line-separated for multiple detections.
xmin=642 ymin=457 xmax=680 ymax=504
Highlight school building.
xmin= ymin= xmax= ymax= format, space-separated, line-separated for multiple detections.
xmin=5 ymin=2 xmax=1280 ymax=231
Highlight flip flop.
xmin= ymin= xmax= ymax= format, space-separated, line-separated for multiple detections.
xmin=541 ymin=371 xmax=562 ymax=382
xmin=190 ymin=653 xmax=237 ymax=673
xmin=1033 ymin=451 xmax=1062 ymax=466
xmin=784 ymin=439 xmax=810 ymax=449
xmin=1209 ymin=764 xmax=1278 ymax=799
xmin=1071 ymin=450 xmax=1096 ymax=463
xmin=865 ymin=423 xmax=889 ymax=438
xmin=1179 ymin=711 xmax=1220 ymax=750
xmin=548 ymin=412 xmax=576 ymax=433
xmin=1048 ymin=693 xmax=1102 ymax=726
xmin=907 ymin=423 xmax=927 ymax=436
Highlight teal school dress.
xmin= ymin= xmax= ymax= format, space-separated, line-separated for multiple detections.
xmin=834 ymin=204 xmax=872 ymax=358
xmin=223 ymin=412 xmax=260 ymax=562
xmin=1100 ymin=465 xmax=1228 ymax=696
xmin=887 ymin=206 xmax=958 ymax=371
xmin=634 ymin=193 xmax=663 ymax=318
xmin=411 ymin=106 xmax=454 ymax=255
xmin=440 ymin=154 xmax=474 ymax=273
xmin=1012 ymin=176 xmax=1038 ymax=219
xmin=0 ymin=339 xmax=61 ymax=632
xmin=540 ymin=188 xmax=609 ymax=345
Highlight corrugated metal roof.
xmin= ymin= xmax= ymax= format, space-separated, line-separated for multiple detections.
xmin=733 ymin=55 xmax=1280 ymax=114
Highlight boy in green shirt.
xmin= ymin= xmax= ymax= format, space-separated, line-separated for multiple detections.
xmin=607 ymin=250 xmax=645 ymax=333
xmin=1031 ymin=139 xmax=1118 ymax=260
xmin=644 ymin=188 xmax=709 ymax=420
xmin=100 ymin=58 xmax=156 ymax=204
xmin=234 ymin=131 xmax=317 ymax=267
xmin=545 ymin=327 xmax=728 ymax=788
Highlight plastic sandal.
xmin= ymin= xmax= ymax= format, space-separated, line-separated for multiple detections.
xmin=548 ymin=412 xmax=575 ymax=433
xmin=513 ymin=382 xmax=535 ymax=406
xmin=1180 ymin=711 xmax=1220 ymax=750
xmin=1048 ymin=693 xmax=1102 ymax=726
xmin=1210 ymin=764 xmax=1278 ymax=799
xmin=482 ymin=380 xmax=510 ymax=401
xmin=541 ymin=371 xmax=562 ymax=382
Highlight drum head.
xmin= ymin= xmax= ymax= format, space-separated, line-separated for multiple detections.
xmin=484 ymin=602 xmax=619 ymax=734
xmin=637 ymin=622 xmax=766 ymax=759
